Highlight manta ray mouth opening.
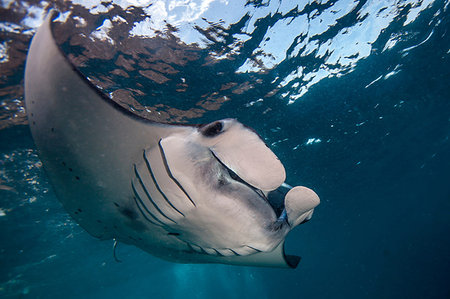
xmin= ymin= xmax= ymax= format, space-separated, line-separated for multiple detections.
xmin=209 ymin=150 xmax=286 ymax=217
xmin=267 ymin=184 xmax=292 ymax=218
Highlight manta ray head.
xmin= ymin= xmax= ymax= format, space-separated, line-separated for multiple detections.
xmin=133 ymin=118 xmax=320 ymax=255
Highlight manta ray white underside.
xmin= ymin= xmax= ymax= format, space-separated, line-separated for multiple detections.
xmin=24 ymin=12 xmax=320 ymax=268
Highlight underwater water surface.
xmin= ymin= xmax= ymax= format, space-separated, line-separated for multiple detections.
xmin=1 ymin=0 xmax=449 ymax=298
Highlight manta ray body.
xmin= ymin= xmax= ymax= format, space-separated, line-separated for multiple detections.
xmin=25 ymin=12 xmax=320 ymax=268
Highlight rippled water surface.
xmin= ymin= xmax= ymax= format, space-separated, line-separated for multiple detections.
xmin=1 ymin=0 xmax=449 ymax=298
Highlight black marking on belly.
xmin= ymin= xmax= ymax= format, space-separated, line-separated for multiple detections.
xmin=142 ymin=150 xmax=185 ymax=216
xmin=167 ymin=232 xmax=180 ymax=236
xmin=59 ymin=162 xmax=82 ymax=181
xmin=157 ymin=140 xmax=196 ymax=207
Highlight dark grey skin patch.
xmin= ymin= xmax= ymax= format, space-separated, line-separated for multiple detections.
xmin=127 ymin=215 xmax=151 ymax=233
xmin=120 ymin=207 xmax=138 ymax=220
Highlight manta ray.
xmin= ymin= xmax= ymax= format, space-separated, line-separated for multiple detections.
xmin=24 ymin=12 xmax=320 ymax=268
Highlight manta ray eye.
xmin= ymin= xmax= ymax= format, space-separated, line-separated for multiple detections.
xmin=201 ymin=121 xmax=223 ymax=137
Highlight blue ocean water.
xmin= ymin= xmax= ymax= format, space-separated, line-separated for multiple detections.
xmin=1 ymin=0 xmax=449 ymax=298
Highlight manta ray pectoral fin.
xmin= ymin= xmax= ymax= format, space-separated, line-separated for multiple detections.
xmin=284 ymin=186 xmax=320 ymax=227
xmin=204 ymin=119 xmax=286 ymax=192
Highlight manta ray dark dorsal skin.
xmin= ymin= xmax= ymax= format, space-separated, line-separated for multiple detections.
xmin=24 ymin=11 xmax=319 ymax=268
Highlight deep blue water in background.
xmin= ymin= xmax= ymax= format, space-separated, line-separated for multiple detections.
xmin=1 ymin=0 xmax=449 ymax=298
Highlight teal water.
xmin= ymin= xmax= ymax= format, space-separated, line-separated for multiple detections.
xmin=1 ymin=0 xmax=449 ymax=298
